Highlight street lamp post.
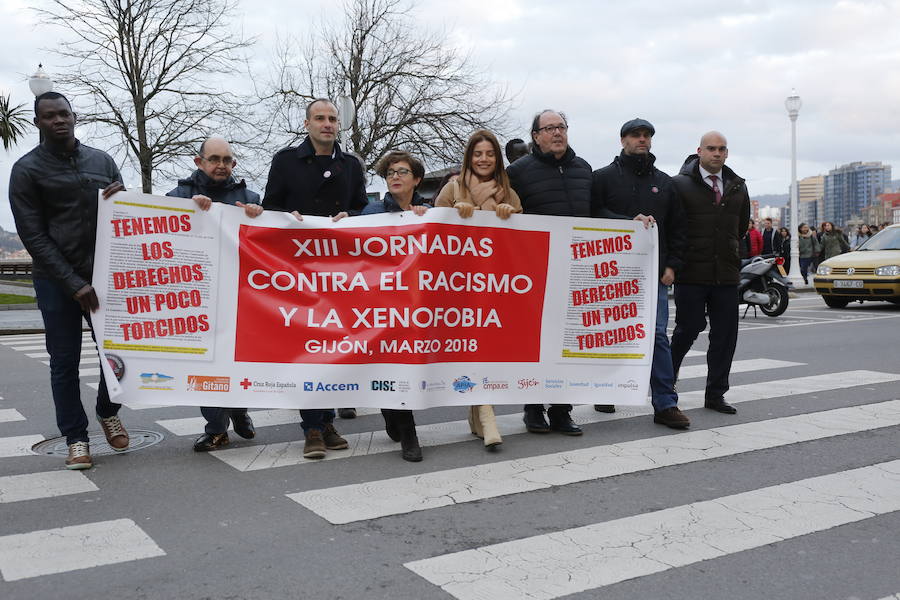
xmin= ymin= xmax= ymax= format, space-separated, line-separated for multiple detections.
xmin=785 ymin=89 xmax=803 ymax=287
xmin=28 ymin=64 xmax=54 ymax=143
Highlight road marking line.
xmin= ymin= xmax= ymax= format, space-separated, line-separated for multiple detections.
xmin=0 ymin=409 xmax=25 ymax=423
xmin=156 ymin=407 xmax=383 ymax=436
xmin=677 ymin=358 xmax=801 ymax=379
xmin=288 ymin=399 xmax=900 ymax=524
xmin=7 ymin=343 xmax=96 ymax=352
xmin=212 ymin=369 xmax=898 ymax=473
xmin=0 ymin=518 xmax=165 ymax=581
xmin=0 ymin=470 xmax=98 ymax=504
xmin=0 ymin=435 xmax=44 ymax=458
xmin=404 ymin=460 xmax=900 ymax=600
xmin=0 ymin=333 xmax=92 ymax=344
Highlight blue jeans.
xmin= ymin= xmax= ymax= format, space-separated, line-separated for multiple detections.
xmin=799 ymin=257 xmax=813 ymax=284
xmin=650 ymin=282 xmax=678 ymax=412
xmin=33 ymin=278 xmax=121 ymax=444
xmin=299 ymin=409 xmax=335 ymax=433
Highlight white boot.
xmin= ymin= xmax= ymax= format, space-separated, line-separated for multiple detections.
xmin=478 ymin=405 xmax=502 ymax=448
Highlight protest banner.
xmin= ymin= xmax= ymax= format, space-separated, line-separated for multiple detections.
xmin=93 ymin=192 xmax=658 ymax=409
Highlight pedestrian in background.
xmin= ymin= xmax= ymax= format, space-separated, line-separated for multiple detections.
xmin=819 ymin=221 xmax=850 ymax=261
xmin=775 ymin=226 xmax=791 ymax=273
xmin=798 ymin=223 xmax=820 ymax=285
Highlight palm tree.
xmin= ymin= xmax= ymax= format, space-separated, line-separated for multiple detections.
xmin=0 ymin=93 xmax=31 ymax=150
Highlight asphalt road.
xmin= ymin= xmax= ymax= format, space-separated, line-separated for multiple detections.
xmin=1 ymin=294 xmax=899 ymax=600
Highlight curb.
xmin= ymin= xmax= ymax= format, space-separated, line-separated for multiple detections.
xmin=0 ymin=303 xmax=38 ymax=310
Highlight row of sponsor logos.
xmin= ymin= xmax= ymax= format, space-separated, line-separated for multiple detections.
xmin=139 ymin=373 xmax=638 ymax=394
xmin=109 ymin=354 xmax=639 ymax=394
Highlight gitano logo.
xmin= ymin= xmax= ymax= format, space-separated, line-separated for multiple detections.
xmin=452 ymin=376 xmax=477 ymax=393
xmin=187 ymin=376 xmax=230 ymax=392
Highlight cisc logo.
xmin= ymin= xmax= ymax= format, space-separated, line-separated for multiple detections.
xmin=371 ymin=380 xmax=396 ymax=391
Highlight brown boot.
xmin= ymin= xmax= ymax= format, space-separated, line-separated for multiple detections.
xmin=303 ymin=430 xmax=326 ymax=459
xmin=478 ymin=405 xmax=502 ymax=448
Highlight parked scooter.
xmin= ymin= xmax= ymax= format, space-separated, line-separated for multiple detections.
xmin=739 ymin=254 xmax=790 ymax=317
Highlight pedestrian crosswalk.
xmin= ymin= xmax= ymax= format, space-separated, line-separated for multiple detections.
xmin=405 ymin=460 xmax=900 ymax=600
xmin=1 ymin=327 xmax=899 ymax=595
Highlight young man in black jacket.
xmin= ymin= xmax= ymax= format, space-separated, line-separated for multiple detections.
xmin=507 ymin=109 xmax=592 ymax=436
xmin=591 ymin=118 xmax=690 ymax=429
xmin=262 ymin=98 xmax=365 ymax=459
xmin=670 ymin=131 xmax=751 ymax=415
xmin=167 ymin=136 xmax=263 ymax=452
xmin=9 ymin=92 xmax=129 ymax=469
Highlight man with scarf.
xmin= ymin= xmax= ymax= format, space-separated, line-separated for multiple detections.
xmin=590 ymin=119 xmax=690 ymax=429
xmin=167 ymin=135 xmax=263 ymax=451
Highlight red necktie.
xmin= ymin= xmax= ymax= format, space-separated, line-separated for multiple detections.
xmin=709 ymin=174 xmax=722 ymax=205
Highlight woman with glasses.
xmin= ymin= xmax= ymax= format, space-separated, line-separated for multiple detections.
xmin=435 ymin=129 xmax=521 ymax=449
xmin=361 ymin=150 xmax=430 ymax=461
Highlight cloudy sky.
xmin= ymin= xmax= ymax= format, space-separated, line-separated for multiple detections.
xmin=2 ymin=0 xmax=899 ymax=232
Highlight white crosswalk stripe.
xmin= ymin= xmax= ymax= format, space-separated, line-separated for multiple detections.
xmin=0 ymin=470 xmax=98 ymax=504
xmin=0 ymin=435 xmax=44 ymax=458
xmin=156 ymin=407 xmax=383 ymax=436
xmin=210 ymin=369 xmax=896 ymax=472
xmin=404 ymin=460 xmax=900 ymax=600
xmin=0 ymin=409 xmax=25 ymax=423
xmin=0 ymin=518 xmax=166 ymax=581
xmin=289 ymin=399 xmax=900 ymax=524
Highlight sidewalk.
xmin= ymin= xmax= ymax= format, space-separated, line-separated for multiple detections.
xmin=0 ymin=282 xmax=43 ymax=333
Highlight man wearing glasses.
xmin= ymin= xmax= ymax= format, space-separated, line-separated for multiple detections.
xmin=167 ymin=135 xmax=263 ymax=452
xmin=262 ymin=98 xmax=366 ymax=459
xmin=507 ymin=109 xmax=593 ymax=437
xmin=669 ymin=131 xmax=750 ymax=416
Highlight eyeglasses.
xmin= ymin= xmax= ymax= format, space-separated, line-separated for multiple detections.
xmin=386 ymin=168 xmax=412 ymax=178
xmin=536 ymin=124 xmax=568 ymax=134
xmin=202 ymin=155 xmax=234 ymax=165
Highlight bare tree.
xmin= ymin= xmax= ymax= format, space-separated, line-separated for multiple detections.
xmin=0 ymin=94 xmax=31 ymax=151
xmin=34 ymin=0 xmax=253 ymax=192
xmin=260 ymin=0 xmax=514 ymax=171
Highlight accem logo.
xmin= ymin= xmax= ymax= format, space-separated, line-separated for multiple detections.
xmin=304 ymin=381 xmax=360 ymax=392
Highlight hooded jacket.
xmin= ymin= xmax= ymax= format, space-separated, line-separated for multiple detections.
xmin=262 ymin=137 xmax=367 ymax=217
xmin=166 ymin=169 xmax=260 ymax=205
xmin=591 ymin=151 xmax=686 ymax=277
xmin=506 ymin=145 xmax=592 ymax=217
xmin=9 ymin=141 xmax=121 ymax=295
xmin=671 ymin=154 xmax=750 ymax=286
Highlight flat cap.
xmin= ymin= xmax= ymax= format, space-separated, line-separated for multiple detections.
xmin=620 ymin=118 xmax=655 ymax=137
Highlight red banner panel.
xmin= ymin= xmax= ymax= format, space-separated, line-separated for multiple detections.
xmin=234 ymin=222 xmax=549 ymax=364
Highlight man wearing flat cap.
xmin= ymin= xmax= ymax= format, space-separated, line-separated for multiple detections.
xmin=590 ymin=118 xmax=690 ymax=430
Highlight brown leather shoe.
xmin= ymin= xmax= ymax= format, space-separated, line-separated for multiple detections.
xmin=97 ymin=415 xmax=129 ymax=451
xmin=303 ymin=430 xmax=326 ymax=459
xmin=65 ymin=441 xmax=93 ymax=470
xmin=323 ymin=423 xmax=349 ymax=450
xmin=653 ymin=407 xmax=691 ymax=429
xmin=193 ymin=432 xmax=229 ymax=452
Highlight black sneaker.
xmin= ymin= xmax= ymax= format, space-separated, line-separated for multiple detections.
xmin=193 ymin=432 xmax=229 ymax=452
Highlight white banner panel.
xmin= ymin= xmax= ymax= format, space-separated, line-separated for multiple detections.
xmin=93 ymin=192 xmax=658 ymax=409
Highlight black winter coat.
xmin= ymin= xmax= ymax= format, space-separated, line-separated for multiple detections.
xmin=9 ymin=141 xmax=121 ymax=295
xmin=506 ymin=145 xmax=592 ymax=217
xmin=591 ymin=151 xmax=686 ymax=277
xmin=262 ymin=137 xmax=367 ymax=217
xmin=166 ymin=169 xmax=260 ymax=205
xmin=671 ymin=155 xmax=750 ymax=286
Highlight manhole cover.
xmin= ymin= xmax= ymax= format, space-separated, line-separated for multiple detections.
xmin=31 ymin=429 xmax=165 ymax=456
